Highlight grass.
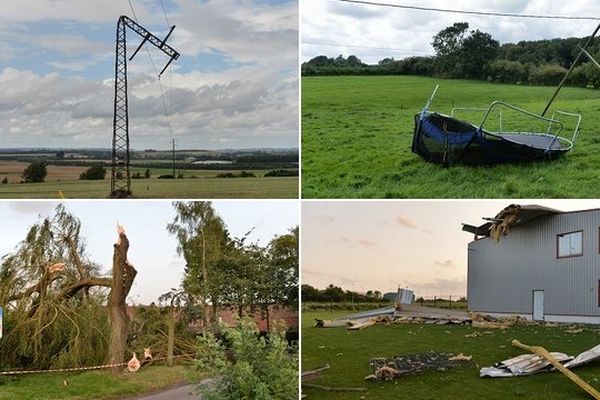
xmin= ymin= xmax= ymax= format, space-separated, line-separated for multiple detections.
xmin=301 ymin=75 xmax=600 ymax=198
xmin=0 ymin=176 xmax=298 ymax=199
xmin=302 ymin=310 xmax=600 ymax=399
xmin=0 ymin=365 xmax=192 ymax=400
xmin=0 ymin=160 xmax=298 ymax=198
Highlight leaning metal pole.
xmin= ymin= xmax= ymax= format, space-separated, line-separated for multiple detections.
xmin=541 ymin=22 xmax=600 ymax=117
xmin=110 ymin=17 xmax=131 ymax=198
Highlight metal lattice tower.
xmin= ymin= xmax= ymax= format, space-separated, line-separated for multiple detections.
xmin=110 ymin=15 xmax=180 ymax=198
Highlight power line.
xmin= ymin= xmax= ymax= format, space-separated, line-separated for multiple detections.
xmin=302 ymin=40 xmax=432 ymax=54
xmin=335 ymin=0 xmax=600 ymax=21
xmin=128 ymin=0 xmax=174 ymax=138
xmin=160 ymin=0 xmax=171 ymax=27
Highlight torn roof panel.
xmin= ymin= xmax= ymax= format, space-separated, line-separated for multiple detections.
xmin=463 ymin=204 xmax=563 ymax=238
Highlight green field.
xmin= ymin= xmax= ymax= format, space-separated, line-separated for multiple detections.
xmin=302 ymin=310 xmax=600 ymax=399
xmin=0 ymin=365 xmax=191 ymax=400
xmin=302 ymin=75 xmax=600 ymax=198
xmin=0 ymin=174 xmax=298 ymax=199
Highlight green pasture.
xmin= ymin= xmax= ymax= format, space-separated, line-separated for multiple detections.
xmin=302 ymin=310 xmax=600 ymax=399
xmin=0 ymin=175 xmax=298 ymax=199
xmin=301 ymin=75 xmax=600 ymax=198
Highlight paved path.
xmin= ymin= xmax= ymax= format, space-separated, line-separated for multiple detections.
xmin=132 ymin=385 xmax=200 ymax=400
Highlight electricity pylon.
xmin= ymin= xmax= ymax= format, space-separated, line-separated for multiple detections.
xmin=110 ymin=15 xmax=180 ymax=198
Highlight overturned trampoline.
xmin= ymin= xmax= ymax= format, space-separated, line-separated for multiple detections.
xmin=411 ymin=85 xmax=582 ymax=166
xmin=410 ymin=23 xmax=600 ymax=167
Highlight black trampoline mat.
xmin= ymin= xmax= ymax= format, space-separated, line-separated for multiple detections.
xmin=494 ymin=133 xmax=565 ymax=150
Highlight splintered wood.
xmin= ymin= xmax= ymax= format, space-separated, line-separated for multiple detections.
xmin=365 ymin=352 xmax=472 ymax=381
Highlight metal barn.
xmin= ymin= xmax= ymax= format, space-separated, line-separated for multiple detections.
xmin=463 ymin=205 xmax=600 ymax=324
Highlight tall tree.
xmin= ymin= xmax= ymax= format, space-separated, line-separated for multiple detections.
xmin=167 ymin=202 xmax=226 ymax=325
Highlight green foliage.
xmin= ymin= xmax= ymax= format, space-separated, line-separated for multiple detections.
xmin=302 ymin=75 xmax=600 ymax=198
xmin=216 ymin=171 xmax=256 ymax=178
xmin=1 ymin=177 xmax=7 ymax=184
xmin=196 ymin=318 xmax=298 ymax=400
xmin=22 ymin=161 xmax=47 ymax=183
xmin=264 ymin=170 xmax=299 ymax=177
xmin=302 ymin=284 xmax=388 ymax=303
xmin=529 ymin=64 xmax=568 ymax=86
xmin=79 ymin=165 xmax=106 ymax=180
xmin=144 ymin=168 xmax=151 ymax=179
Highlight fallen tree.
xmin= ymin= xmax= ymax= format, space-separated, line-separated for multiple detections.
xmin=0 ymin=205 xmax=137 ymax=372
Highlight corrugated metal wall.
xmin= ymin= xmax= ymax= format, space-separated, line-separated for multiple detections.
xmin=468 ymin=210 xmax=600 ymax=317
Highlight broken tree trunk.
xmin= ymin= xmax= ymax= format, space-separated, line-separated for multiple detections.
xmin=512 ymin=340 xmax=600 ymax=399
xmin=107 ymin=226 xmax=137 ymax=373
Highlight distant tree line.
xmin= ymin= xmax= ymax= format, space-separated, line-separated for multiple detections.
xmin=302 ymin=283 xmax=389 ymax=303
xmin=302 ymin=22 xmax=600 ymax=87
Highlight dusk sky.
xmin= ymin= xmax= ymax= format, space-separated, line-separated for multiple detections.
xmin=302 ymin=0 xmax=600 ymax=63
xmin=0 ymin=200 xmax=298 ymax=304
xmin=302 ymin=200 xmax=600 ymax=298
xmin=1 ymin=0 xmax=298 ymax=149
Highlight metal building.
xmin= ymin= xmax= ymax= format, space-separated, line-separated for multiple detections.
xmin=463 ymin=205 xmax=600 ymax=324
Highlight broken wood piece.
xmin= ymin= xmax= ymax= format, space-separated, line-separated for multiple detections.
xmin=347 ymin=318 xmax=376 ymax=330
xmin=314 ymin=319 xmax=349 ymax=328
xmin=301 ymin=383 xmax=367 ymax=392
xmin=449 ymin=353 xmax=472 ymax=361
xmin=512 ymin=339 xmax=600 ymax=399
xmin=301 ymin=364 xmax=331 ymax=379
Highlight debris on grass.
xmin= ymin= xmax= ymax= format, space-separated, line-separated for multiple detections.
xmin=481 ymin=342 xmax=600 ymax=381
xmin=513 ymin=340 xmax=600 ymax=399
xmin=301 ymin=364 xmax=367 ymax=396
xmin=365 ymin=351 xmax=472 ymax=381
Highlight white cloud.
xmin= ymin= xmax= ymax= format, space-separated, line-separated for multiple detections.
xmin=0 ymin=0 xmax=298 ymax=149
xmin=302 ymin=0 xmax=600 ymax=63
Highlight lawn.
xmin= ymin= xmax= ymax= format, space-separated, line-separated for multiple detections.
xmin=301 ymin=75 xmax=600 ymax=198
xmin=302 ymin=310 xmax=600 ymax=399
xmin=0 ymin=365 xmax=193 ymax=400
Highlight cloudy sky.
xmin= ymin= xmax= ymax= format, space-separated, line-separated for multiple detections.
xmin=1 ymin=0 xmax=298 ymax=150
xmin=0 ymin=200 xmax=298 ymax=304
xmin=302 ymin=200 xmax=600 ymax=298
xmin=302 ymin=0 xmax=600 ymax=64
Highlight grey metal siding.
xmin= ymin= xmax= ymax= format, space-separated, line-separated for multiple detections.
xmin=468 ymin=210 xmax=600 ymax=317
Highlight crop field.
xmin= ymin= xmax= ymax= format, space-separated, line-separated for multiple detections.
xmin=302 ymin=75 xmax=600 ymax=198
xmin=0 ymin=161 xmax=298 ymax=198
xmin=302 ymin=310 xmax=600 ymax=399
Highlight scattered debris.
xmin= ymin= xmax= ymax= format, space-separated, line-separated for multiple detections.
xmin=449 ymin=353 xmax=472 ymax=361
xmin=314 ymin=319 xmax=349 ymax=328
xmin=301 ymin=364 xmax=367 ymax=396
xmin=481 ymin=352 xmax=572 ymax=377
xmin=301 ymin=364 xmax=330 ymax=381
xmin=482 ymin=342 xmax=600 ymax=381
xmin=302 ymin=383 xmax=367 ymax=392
xmin=513 ymin=340 xmax=600 ymax=399
xmin=565 ymin=328 xmax=584 ymax=334
xmin=127 ymin=352 xmax=140 ymax=372
xmin=365 ymin=352 xmax=471 ymax=381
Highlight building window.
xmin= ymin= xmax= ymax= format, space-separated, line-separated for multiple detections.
xmin=557 ymin=231 xmax=583 ymax=258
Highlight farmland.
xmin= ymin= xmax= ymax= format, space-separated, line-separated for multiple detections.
xmin=0 ymin=160 xmax=298 ymax=198
xmin=302 ymin=75 xmax=600 ymax=198
xmin=302 ymin=310 xmax=600 ymax=399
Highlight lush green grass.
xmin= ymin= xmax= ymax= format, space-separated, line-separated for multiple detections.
xmin=302 ymin=75 xmax=600 ymax=198
xmin=0 ymin=176 xmax=298 ymax=198
xmin=0 ymin=365 xmax=191 ymax=400
xmin=302 ymin=310 xmax=600 ymax=399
